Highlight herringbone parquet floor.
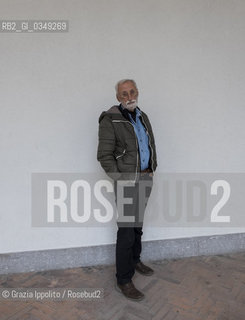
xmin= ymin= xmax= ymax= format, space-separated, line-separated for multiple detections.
xmin=0 ymin=252 xmax=245 ymax=320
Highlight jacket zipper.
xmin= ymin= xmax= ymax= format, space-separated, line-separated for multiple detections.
xmin=112 ymin=120 xmax=139 ymax=182
xmin=116 ymin=149 xmax=126 ymax=159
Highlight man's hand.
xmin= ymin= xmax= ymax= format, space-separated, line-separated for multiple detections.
xmin=140 ymin=168 xmax=153 ymax=177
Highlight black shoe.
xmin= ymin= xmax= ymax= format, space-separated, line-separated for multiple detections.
xmin=135 ymin=261 xmax=154 ymax=276
xmin=115 ymin=280 xmax=145 ymax=301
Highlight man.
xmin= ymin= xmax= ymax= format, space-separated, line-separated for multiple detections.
xmin=97 ymin=79 xmax=157 ymax=301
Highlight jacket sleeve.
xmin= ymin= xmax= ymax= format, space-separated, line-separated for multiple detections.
xmin=97 ymin=116 xmax=122 ymax=180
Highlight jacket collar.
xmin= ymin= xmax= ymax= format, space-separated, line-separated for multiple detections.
xmin=118 ymin=104 xmax=142 ymax=121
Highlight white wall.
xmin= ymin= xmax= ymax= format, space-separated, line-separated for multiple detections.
xmin=1 ymin=0 xmax=245 ymax=254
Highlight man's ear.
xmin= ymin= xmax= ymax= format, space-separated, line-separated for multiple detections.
xmin=116 ymin=94 xmax=120 ymax=102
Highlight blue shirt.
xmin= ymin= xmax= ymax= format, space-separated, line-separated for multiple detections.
xmin=122 ymin=106 xmax=151 ymax=170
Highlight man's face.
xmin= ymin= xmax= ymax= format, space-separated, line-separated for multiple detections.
xmin=116 ymin=81 xmax=139 ymax=111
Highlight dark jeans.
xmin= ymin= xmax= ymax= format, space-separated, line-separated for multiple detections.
xmin=114 ymin=173 xmax=153 ymax=285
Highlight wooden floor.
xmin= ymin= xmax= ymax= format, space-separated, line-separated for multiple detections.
xmin=0 ymin=252 xmax=245 ymax=320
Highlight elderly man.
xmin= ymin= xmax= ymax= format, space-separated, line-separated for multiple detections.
xmin=97 ymin=79 xmax=157 ymax=301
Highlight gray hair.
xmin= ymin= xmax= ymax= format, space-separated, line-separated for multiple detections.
xmin=115 ymin=79 xmax=138 ymax=95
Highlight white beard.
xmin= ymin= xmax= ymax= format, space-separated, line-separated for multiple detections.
xmin=123 ymin=100 xmax=138 ymax=112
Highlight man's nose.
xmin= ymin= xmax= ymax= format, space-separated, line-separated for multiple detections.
xmin=128 ymin=93 xmax=134 ymax=100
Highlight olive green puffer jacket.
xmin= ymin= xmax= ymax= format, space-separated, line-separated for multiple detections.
xmin=97 ymin=105 xmax=157 ymax=181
